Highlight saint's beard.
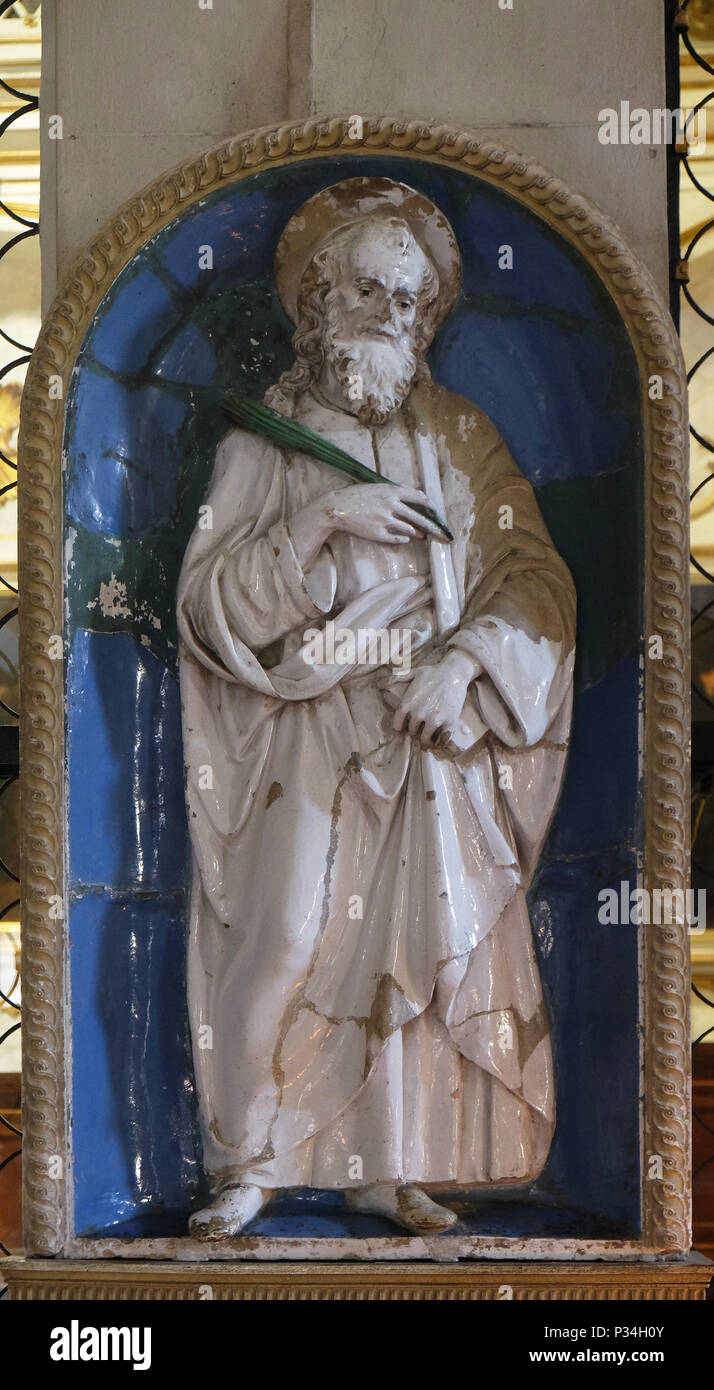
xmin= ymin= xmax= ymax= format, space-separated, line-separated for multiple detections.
xmin=322 ymin=306 xmax=420 ymax=426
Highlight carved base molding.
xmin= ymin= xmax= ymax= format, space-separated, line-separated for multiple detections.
xmin=3 ymin=1257 xmax=712 ymax=1301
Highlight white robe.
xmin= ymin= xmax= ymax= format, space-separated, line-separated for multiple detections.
xmin=177 ymin=378 xmax=576 ymax=1193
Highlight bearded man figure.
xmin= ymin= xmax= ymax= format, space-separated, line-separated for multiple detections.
xmin=177 ymin=178 xmax=576 ymax=1239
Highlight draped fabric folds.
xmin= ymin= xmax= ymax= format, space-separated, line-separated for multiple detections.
xmin=177 ymin=378 xmax=575 ymax=1191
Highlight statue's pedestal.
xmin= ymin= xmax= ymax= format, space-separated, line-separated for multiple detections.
xmin=3 ymin=1255 xmax=711 ymax=1300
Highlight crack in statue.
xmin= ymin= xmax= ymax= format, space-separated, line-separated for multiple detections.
xmin=177 ymin=178 xmax=576 ymax=1239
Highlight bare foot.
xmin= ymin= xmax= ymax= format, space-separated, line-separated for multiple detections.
xmin=189 ymin=1183 xmax=273 ymax=1240
xmin=346 ymin=1183 xmax=458 ymax=1234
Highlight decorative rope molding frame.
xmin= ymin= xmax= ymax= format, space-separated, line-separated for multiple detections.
xmin=17 ymin=115 xmax=690 ymax=1260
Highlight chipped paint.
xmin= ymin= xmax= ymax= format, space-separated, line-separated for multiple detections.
xmin=96 ymin=575 xmax=132 ymax=620
xmin=64 ymin=1233 xmax=685 ymax=1264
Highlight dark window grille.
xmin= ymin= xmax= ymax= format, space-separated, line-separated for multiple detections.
xmin=0 ymin=0 xmax=38 ymax=1281
xmin=673 ymin=0 xmax=714 ymax=1253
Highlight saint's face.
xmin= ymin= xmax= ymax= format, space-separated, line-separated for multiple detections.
xmin=326 ymin=224 xmax=431 ymax=349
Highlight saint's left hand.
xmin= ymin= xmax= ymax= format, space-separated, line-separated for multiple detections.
xmin=385 ymin=650 xmax=481 ymax=748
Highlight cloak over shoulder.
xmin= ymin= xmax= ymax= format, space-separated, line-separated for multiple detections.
xmin=177 ymin=380 xmax=575 ymax=1179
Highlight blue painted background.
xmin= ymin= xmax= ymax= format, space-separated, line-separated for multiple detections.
xmin=64 ymin=156 xmax=643 ymax=1240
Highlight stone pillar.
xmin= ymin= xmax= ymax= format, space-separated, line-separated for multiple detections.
xmin=42 ymin=0 xmax=669 ymax=303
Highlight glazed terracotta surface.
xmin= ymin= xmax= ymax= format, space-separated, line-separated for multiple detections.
xmin=14 ymin=120 xmax=689 ymax=1260
xmin=178 ymin=180 xmax=576 ymax=1238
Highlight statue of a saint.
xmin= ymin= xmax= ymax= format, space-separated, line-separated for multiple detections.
xmin=177 ymin=178 xmax=576 ymax=1238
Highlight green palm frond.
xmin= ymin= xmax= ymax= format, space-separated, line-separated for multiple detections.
xmin=223 ymin=393 xmax=453 ymax=542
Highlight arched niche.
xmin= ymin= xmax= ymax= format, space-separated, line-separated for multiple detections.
xmin=18 ymin=118 xmax=688 ymax=1259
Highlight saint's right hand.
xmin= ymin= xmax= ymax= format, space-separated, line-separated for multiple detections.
xmin=317 ymin=484 xmax=443 ymax=544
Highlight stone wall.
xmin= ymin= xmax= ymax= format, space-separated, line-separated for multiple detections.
xmin=41 ymin=0 xmax=669 ymax=302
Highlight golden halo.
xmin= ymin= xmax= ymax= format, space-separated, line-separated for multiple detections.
xmin=274 ymin=176 xmax=463 ymax=325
